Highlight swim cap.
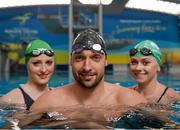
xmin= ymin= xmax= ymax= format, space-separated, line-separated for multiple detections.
xmin=71 ymin=29 xmax=106 ymax=55
xmin=25 ymin=39 xmax=53 ymax=64
xmin=130 ymin=40 xmax=162 ymax=65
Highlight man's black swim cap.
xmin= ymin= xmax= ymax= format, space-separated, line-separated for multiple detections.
xmin=71 ymin=29 xmax=106 ymax=55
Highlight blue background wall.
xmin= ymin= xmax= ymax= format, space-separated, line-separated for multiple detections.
xmin=0 ymin=6 xmax=180 ymax=64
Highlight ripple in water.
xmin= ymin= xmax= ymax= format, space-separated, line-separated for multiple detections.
xmin=0 ymin=103 xmax=179 ymax=129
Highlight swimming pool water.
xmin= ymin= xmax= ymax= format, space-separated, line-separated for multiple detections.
xmin=0 ymin=71 xmax=180 ymax=94
xmin=0 ymin=102 xmax=179 ymax=129
xmin=0 ymin=71 xmax=179 ymax=129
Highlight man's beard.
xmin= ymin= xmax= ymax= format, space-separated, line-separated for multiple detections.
xmin=73 ymin=72 xmax=104 ymax=89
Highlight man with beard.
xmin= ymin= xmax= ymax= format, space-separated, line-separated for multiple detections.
xmin=30 ymin=29 xmax=146 ymax=125
xmin=31 ymin=29 xmax=146 ymax=110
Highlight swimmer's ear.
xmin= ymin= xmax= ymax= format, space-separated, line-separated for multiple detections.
xmin=157 ymin=66 xmax=160 ymax=72
xmin=70 ymin=57 xmax=73 ymax=66
xmin=105 ymin=60 xmax=108 ymax=66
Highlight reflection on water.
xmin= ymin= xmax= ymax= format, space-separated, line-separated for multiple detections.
xmin=0 ymin=103 xmax=179 ymax=129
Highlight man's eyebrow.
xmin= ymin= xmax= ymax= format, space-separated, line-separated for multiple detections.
xmin=93 ymin=51 xmax=104 ymax=55
xmin=74 ymin=52 xmax=83 ymax=55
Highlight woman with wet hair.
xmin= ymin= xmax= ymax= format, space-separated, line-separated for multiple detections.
xmin=129 ymin=40 xmax=179 ymax=104
xmin=0 ymin=39 xmax=55 ymax=110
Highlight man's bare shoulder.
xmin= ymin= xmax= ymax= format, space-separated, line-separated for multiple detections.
xmin=30 ymin=83 xmax=75 ymax=111
xmin=107 ymin=82 xmax=146 ymax=104
xmin=34 ymin=84 xmax=72 ymax=100
xmin=30 ymin=89 xmax=58 ymax=112
xmin=127 ymin=85 xmax=136 ymax=90
xmin=104 ymin=82 xmax=146 ymax=106
xmin=121 ymin=88 xmax=147 ymax=105
xmin=104 ymin=82 xmax=137 ymax=93
xmin=104 ymin=82 xmax=123 ymax=89
xmin=52 ymin=83 xmax=75 ymax=94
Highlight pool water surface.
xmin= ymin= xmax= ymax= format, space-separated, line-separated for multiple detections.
xmin=0 ymin=71 xmax=179 ymax=129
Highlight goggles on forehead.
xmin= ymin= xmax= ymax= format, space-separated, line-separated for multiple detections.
xmin=25 ymin=49 xmax=54 ymax=57
xmin=71 ymin=42 xmax=106 ymax=55
xmin=129 ymin=47 xmax=153 ymax=56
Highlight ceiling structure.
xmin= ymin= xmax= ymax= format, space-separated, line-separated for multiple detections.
xmin=1 ymin=0 xmax=180 ymax=16
xmin=125 ymin=0 xmax=180 ymax=15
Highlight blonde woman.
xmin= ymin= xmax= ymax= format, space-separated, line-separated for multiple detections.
xmin=0 ymin=39 xmax=55 ymax=110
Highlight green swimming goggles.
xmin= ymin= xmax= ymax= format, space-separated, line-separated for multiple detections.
xmin=25 ymin=49 xmax=54 ymax=57
xmin=129 ymin=47 xmax=153 ymax=56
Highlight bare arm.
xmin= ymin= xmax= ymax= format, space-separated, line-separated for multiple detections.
xmin=167 ymin=88 xmax=180 ymax=103
xmin=119 ymin=88 xmax=147 ymax=106
xmin=0 ymin=89 xmax=23 ymax=104
xmin=30 ymin=91 xmax=54 ymax=112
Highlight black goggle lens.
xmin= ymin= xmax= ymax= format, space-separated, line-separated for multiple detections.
xmin=129 ymin=48 xmax=153 ymax=56
xmin=27 ymin=49 xmax=54 ymax=57
xmin=140 ymin=48 xmax=152 ymax=55
xmin=129 ymin=48 xmax=138 ymax=56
